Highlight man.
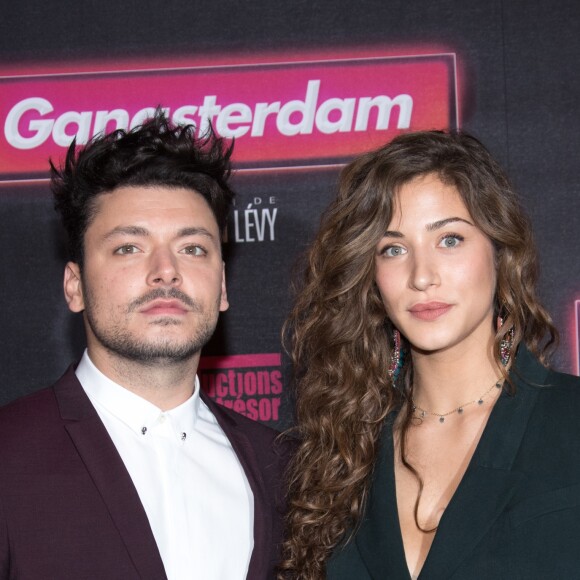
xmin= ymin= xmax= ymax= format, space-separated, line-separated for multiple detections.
xmin=0 ymin=112 xmax=289 ymax=579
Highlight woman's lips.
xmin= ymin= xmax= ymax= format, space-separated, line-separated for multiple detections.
xmin=408 ymin=302 xmax=452 ymax=321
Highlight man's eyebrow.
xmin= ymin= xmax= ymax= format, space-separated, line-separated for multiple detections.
xmin=177 ymin=227 xmax=215 ymax=240
xmin=102 ymin=226 xmax=149 ymax=240
xmin=102 ymin=226 xmax=216 ymax=240
xmin=426 ymin=217 xmax=473 ymax=231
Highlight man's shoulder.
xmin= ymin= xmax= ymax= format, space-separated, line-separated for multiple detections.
xmin=0 ymin=387 xmax=62 ymax=468
xmin=202 ymin=391 xmax=275 ymax=432
xmin=0 ymin=367 xmax=79 ymax=447
xmin=0 ymin=384 xmax=59 ymax=426
xmin=202 ymin=392 xmax=295 ymax=460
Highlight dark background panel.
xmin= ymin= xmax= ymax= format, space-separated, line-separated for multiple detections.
xmin=502 ymin=0 xmax=580 ymax=371
xmin=1 ymin=0 xmax=579 ymax=421
xmin=0 ymin=186 xmax=83 ymax=403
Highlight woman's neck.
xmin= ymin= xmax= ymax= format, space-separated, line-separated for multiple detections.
xmin=410 ymin=336 xmax=502 ymax=413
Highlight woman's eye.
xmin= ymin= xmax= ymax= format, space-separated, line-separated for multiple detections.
xmin=114 ymin=244 xmax=139 ymax=255
xmin=439 ymin=234 xmax=464 ymax=248
xmin=384 ymin=245 xmax=407 ymax=257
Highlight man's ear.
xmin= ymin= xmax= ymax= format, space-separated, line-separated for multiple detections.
xmin=63 ymin=262 xmax=85 ymax=313
xmin=219 ymin=263 xmax=229 ymax=312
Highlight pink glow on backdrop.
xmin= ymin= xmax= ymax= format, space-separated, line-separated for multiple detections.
xmin=575 ymin=300 xmax=580 ymax=376
xmin=199 ymin=353 xmax=282 ymax=370
xmin=0 ymin=44 xmax=455 ymax=75
xmin=1 ymin=52 xmax=458 ymax=179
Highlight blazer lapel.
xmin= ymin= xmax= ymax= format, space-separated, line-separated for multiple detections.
xmin=54 ymin=368 xmax=167 ymax=580
xmin=202 ymin=393 xmax=272 ymax=579
xmin=419 ymin=464 xmax=524 ymax=578
xmin=419 ymin=349 xmax=545 ymax=578
xmin=355 ymin=418 xmax=411 ymax=579
xmin=355 ymin=348 xmax=547 ymax=580
xmin=353 ymin=413 xmax=528 ymax=580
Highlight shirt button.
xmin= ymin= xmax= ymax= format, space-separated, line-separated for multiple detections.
xmin=159 ymin=415 xmax=166 ymax=423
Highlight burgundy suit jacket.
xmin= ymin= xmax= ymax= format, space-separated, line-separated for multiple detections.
xmin=0 ymin=367 xmax=291 ymax=579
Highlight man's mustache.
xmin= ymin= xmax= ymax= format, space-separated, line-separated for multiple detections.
xmin=128 ymin=288 xmax=200 ymax=312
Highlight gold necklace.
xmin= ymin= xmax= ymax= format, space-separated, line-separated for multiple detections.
xmin=412 ymin=380 xmax=503 ymax=424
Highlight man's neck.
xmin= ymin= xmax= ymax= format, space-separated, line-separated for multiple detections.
xmin=86 ymin=348 xmax=199 ymax=410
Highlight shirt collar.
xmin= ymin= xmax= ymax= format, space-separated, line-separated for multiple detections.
xmin=75 ymin=350 xmax=200 ymax=439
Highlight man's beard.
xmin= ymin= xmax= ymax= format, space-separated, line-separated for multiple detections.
xmin=83 ymin=286 xmax=219 ymax=366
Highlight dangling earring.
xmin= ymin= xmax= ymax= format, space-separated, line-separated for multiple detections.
xmin=388 ymin=328 xmax=405 ymax=381
xmin=497 ymin=313 xmax=514 ymax=367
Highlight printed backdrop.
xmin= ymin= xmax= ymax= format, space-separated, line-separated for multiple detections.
xmin=1 ymin=0 xmax=579 ymax=428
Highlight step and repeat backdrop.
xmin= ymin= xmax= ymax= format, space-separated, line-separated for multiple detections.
xmin=1 ymin=0 xmax=579 ymax=428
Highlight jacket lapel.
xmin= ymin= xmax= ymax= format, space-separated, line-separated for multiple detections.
xmin=354 ymin=421 xmax=414 ymax=579
xmin=419 ymin=348 xmax=545 ymax=578
xmin=54 ymin=368 xmax=167 ymax=580
xmin=202 ymin=392 xmax=272 ymax=579
xmin=354 ymin=416 xmax=525 ymax=580
xmin=419 ymin=464 xmax=524 ymax=578
xmin=355 ymin=348 xmax=547 ymax=580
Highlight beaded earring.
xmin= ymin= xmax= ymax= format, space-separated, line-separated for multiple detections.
xmin=498 ymin=314 xmax=515 ymax=366
xmin=388 ymin=328 xmax=404 ymax=381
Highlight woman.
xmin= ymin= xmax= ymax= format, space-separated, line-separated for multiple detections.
xmin=279 ymin=131 xmax=580 ymax=579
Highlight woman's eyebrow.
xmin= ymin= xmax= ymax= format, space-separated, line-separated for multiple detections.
xmin=426 ymin=216 xmax=473 ymax=231
xmin=382 ymin=217 xmax=473 ymax=238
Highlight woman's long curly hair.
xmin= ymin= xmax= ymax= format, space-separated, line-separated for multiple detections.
xmin=279 ymin=130 xmax=558 ymax=579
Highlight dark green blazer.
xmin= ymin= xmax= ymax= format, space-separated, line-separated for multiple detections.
xmin=328 ymin=348 xmax=580 ymax=579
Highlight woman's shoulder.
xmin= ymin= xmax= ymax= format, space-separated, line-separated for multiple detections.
xmin=523 ymin=363 xmax=580 ymax=398
xmin=544 ymin=365 xmax=580 ymax=389
xmin=534 ymin=366 xmax=580 ymax=420
xmin=516 ymin=375 xmax=580 ymax=453
xmin=513 ymin=346 xmax=580 ymax=394
xmin=511 ymin=347 xmax=580 ymax=429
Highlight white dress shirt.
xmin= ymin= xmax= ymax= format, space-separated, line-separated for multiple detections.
xmin=76 ymin=350 xmax=254 ymax=580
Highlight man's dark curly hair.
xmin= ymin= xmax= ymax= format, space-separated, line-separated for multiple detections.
xmin=50 ymin=109 xmax=235 ymax=268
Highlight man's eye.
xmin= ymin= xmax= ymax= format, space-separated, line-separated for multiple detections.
xmin=114 ymin=245 xmax=139 ymax=255
xmin=181 ymin=245 xmax=206 ymax=256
